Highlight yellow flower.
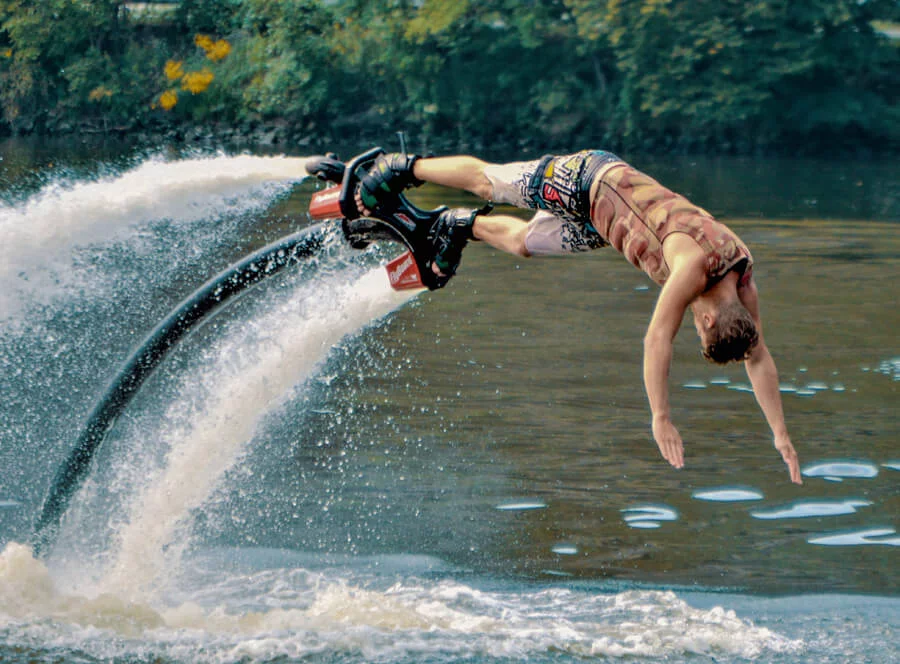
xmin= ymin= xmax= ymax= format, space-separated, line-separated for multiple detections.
xmin=159 ymin=89 xmax=178 ymax=111
xmin=194 ymin=34 xmax=215 ymax=52
xmin=164 ymin=59 xmax=184 ymax=80
xmin=1 ymin=48 xmax=11 ymax=58
xmin=181 ymin=68 xmax=214 ymax=94
xmin=88 ymin=85 xmax=113 ymax=102
xmin=205 ymin=39 xmax=231 ymax=62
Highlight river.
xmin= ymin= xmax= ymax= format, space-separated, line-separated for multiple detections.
xmin=0 ymin=136 xmax=897 ymax=662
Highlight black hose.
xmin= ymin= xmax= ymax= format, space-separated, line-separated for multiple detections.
xmin=31 ymin=224 xmax=328 ymax=556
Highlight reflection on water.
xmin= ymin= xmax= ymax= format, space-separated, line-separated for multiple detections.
xmin=495 ymin=501 xmax=547 ymax=511
xmin=808 ymin=529 xmax=900 ymax=547
xmin=692 ymin=488 xmax=765 ymax=502
xmin=802 ymin=461 xmax=880 ymax=479
xmin=751 ymin=500 xmax=872 ymax=520
xmin=551 ymin=544 xmax=578 ymax=555
xmin=622 ymin=505 xmax=679 ymax=530
xmin=873 ymin=356 xmax=900 ymax=380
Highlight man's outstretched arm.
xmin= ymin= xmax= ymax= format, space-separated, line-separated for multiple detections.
xmin=739 ymin=279 xmax=802 ymax=484
xmin=642 ymin=258 xmax=707 ymax=469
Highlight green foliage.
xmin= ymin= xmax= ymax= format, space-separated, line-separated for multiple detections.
xmin=603 ymin=0 xmax=900 ymax=152
xmin=175 ymin=0 xmax=240 ymax=35
xmin=0 ymin=0 xmax=896 ymax=154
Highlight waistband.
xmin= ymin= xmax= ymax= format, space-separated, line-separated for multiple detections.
xmin=578 ymin=151 xmax=623 ymax=220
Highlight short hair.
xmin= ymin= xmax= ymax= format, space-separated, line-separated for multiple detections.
xmin=701 ymin=301 xmax=759 ymax=364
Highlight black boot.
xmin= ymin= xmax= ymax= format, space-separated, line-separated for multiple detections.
xmin=429 ymin=207 xmax=482 ymax=280
xmin=357 ymin=153 xmax=423 ymax=213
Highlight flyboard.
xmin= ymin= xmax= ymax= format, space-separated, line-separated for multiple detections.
xmin=31 ymin=146 xmax=452 ymax=556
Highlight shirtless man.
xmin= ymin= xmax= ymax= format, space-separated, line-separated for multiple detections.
xmin=356 ymin=150 xmax=802 ymax=484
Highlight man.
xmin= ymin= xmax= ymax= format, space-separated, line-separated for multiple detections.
xmin=356 ymin=150 xmax=802 ymax=484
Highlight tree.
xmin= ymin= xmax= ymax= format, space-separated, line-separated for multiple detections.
xmin=602 ymin=0 xmax=900 ymax=152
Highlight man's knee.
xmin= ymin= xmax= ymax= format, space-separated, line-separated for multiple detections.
xmin=465 ymin=158 xmax=494 ymax=199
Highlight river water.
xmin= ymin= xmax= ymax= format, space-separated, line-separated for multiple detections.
xmin=0 ymin=138 xmax=896 ymax=663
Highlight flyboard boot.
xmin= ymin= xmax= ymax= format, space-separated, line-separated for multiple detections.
xmin=430 ymin=208 xmax=481 ymax=279
xmin=306 ymin=148 xmax=489 ymax=290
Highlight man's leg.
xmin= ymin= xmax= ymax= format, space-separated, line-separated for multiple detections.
xmin=472 ymin=213 xmax=529 ymax=257
xmin=409 ymin=156 xmax=533 ymax=263
xmin=412 ymin=156 xmax=494 ymax=200
xmin=357 ymin=151 xmax=595 ymax=276
xmin=413 ymin=156 xmax=588 ymax=261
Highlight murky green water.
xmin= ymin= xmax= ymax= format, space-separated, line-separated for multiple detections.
xmin=0 ymin=137 xmax=896 ymax=662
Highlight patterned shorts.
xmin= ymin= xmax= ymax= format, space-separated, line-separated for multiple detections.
xmin=484 ymin=150 xmax=621 ymax=255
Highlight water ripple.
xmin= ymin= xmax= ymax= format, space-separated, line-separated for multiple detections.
xmin=622 ymin=505 xmax=679 ymax=530
xmin=808 ymin=528 xmax=900 ymax=547
xmin=802 ymin=460 xmax=879 ymax=480
xmin=751 ymin=500 xmax=872 ymax=520
xmin=692 ymin=488 xmax=764 ymax=502
xmin=551 ymin=545 xmax=578 ymax=555
xmin=495 ymin=501 xmax=547 ymax=512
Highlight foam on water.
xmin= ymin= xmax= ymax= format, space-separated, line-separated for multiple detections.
xmin=0 ymin=542 xmax=804 ymax=663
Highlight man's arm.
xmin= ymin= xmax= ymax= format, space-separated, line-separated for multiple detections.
xmin=643 ymin=257 xmax=707 ymax=469
xmin=739 ymin=278 xmax=803 ymax=484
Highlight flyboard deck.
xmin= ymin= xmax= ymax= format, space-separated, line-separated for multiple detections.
xmin=305 ymin=147 xmax=457 ymax=292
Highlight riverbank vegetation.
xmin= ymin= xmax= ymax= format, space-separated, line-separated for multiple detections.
xmin=1 ymin=0 xmax=898 ymax=155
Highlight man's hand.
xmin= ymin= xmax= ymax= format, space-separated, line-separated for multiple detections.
xmin=775 ymin=433 xmax=802 ymax=484
xmin=652 ymin=414 xmax=685 ymax=469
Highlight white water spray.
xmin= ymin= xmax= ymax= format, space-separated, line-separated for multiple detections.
xmin=97 ymin=267 xmax=416 ymax=599
xmin=0 ymin=154 xmax=308 ymax=320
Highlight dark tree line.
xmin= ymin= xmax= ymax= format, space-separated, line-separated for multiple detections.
xmin=1 ymin=0 xmax=898 ymax=155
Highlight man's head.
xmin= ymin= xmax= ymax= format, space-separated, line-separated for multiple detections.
xmin=693 ymin=300 xmax=759 ymax=364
